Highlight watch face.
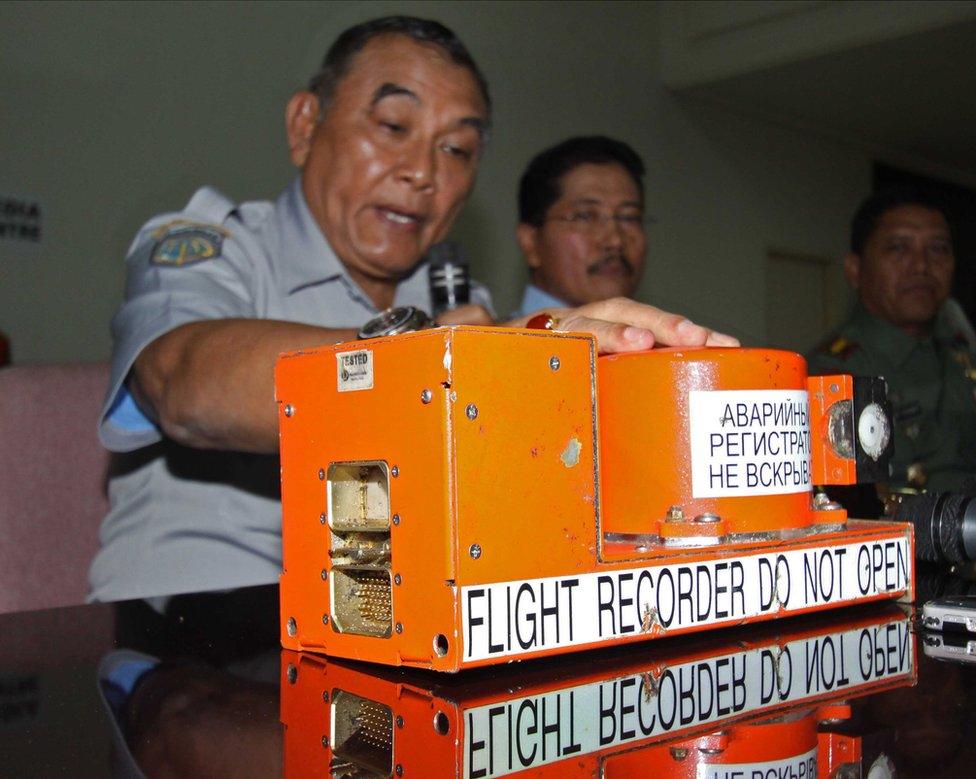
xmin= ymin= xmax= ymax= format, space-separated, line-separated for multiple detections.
xmin=357 ymin=306 xmax=432 ymax=340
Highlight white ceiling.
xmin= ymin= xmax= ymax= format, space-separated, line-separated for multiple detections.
xmin=679 ymin=19 xmax=976 ymax=177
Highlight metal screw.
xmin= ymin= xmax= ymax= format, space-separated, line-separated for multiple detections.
xmin=286 ymin=617 xmax=297 ymax=636
xmin=469 ymin=543 xmax=482 ymax=559
xmin=549 ymin=356 xmax=560 ymax=371
xmin=286 ymin=664 xmax=298 ymax=684
xmin=318 ymin=468 xmax=325 ymax=480
xmin=693 ymin=513 xmax=721 ymax=523
xmin=394 ymin=573 xmax=402 ymax=585
xmin=396 ymin=716 xmax=404 ymax=729
xmin=322 ymin=736 xmax=330 ymax=749
xmin=395 ymin=622 xmax=403 ymax=634
xmin=666 ymin=505 xmax=684 ymax=522
xmin=421 ymin=389 xmax=433 ymax=404
xmin=319 ymin=512 xmax=326 ymax=525
xmin=321 ymin=569 xmax=328 ymax=581
xmin=391 ymin=465 xmax=399 ymax=478
xmin=670 ymin=747 xmax=688 ymax=761
xmin=322 ymin=614 xmax=330 ymax=626
xmin=284 ymin=404 xmax=295 ymax=417
xmin=392 ymin=513 xmax=401 ymax=526
xmin=465 ymin=403 xmax=478 ymax=420
xmin=322 ymin=690 xmax=329 ymax=703
xmin=395 ymin=765 xmax=403 ymax=777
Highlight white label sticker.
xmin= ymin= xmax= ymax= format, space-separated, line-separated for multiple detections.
xmin=463 ymin=620 xmax=911 ymax=778
xmin=689 ymin=390 xmax=812 ymax=497
xmin=697 ymin=748 xmax=818 ymax=779
xmin=336 ymin=349 xmax=373 ymax=392
xmin=461 ymin=537 xmax=911 ymax=662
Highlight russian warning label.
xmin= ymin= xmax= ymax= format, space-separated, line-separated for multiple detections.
xmin=689 ymin=389 xmax=812 ymax=498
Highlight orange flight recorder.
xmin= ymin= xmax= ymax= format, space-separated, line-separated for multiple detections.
xmin=276 ymin=326 xmax=914 ymax=671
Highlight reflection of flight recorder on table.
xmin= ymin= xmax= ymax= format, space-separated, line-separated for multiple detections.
xmin=276 ymin=326 xmax=914 ymax=671
xmin=280 ymin=606 xmax=915 ymax=777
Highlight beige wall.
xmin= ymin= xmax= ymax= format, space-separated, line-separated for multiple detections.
xmin=0 ymin=0 xmax=911 ymax=362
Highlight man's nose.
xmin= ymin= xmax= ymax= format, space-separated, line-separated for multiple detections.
xmin=598 ymin=216 xmax=626 ymax=247
xmin=906 ymin=244 xmax=928 ymax=272
xmin=397 ymin=140 xmax=436 ymax=191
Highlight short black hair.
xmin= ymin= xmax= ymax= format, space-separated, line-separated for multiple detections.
xmin=518 ymin=136 xmax=645 ymax=226
xmin=308 ymin=16 xmax=491 ymax=120
xmin=851 ymin=187 xmax=952 ymax=255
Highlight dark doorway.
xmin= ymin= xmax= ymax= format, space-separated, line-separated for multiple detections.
xmin=874 ymin=162 xmax=976 ymax=326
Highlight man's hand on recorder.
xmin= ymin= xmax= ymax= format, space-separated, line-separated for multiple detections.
xmin=509 ymin=296 xmax=740 ymax=354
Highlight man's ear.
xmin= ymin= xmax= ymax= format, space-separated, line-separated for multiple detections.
xmin=843 ymin=252 xmax=861 ymax=290
xmin=516 ymin=223 xmax=542 ymax=270
xmin=285 ymin=92 xmax=321 ymax=168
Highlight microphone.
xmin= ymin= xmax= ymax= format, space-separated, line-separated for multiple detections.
xmin=427 ymin=241 xmax=470 ymax=316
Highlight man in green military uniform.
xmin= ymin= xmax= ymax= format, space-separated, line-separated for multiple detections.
xmin=808 ymin=188 xmax=976 ymax=494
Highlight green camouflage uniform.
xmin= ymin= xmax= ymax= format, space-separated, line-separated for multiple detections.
xmin=806 ymin=303 xmax=976 ymax=493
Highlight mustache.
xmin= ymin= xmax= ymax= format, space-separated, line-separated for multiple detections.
xmin=586 ymin=253 xmax=635 ymax=276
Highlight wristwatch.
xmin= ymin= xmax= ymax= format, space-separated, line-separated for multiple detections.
xmin=357 ymin=305 xmax=434 ymax=340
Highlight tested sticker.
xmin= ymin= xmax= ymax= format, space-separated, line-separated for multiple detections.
xmin=337 ymin=349 xmax=373 ymax=392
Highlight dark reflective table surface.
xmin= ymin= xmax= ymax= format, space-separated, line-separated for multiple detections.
xmin=3 ymin=567 xmax=976 ymax=778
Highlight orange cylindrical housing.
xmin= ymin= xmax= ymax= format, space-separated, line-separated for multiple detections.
xmin=598 ymin=347 xmax=814 ymax=536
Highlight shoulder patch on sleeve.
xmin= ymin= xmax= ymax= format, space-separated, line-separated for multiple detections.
xmin=149 ymin=220 xmax=227 ymax=267
xmin=818 ymin=336 xmax=859 ymax=360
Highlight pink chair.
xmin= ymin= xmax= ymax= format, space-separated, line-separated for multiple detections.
xmin=0 ymin=363 xmax=110 ymax=613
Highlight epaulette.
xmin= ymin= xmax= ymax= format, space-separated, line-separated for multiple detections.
xmin=819 ymin=335 xmax=859 ymax=361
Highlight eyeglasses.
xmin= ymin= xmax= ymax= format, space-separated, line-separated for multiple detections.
xmin=544 ymin=209 xmax=649 ymax=235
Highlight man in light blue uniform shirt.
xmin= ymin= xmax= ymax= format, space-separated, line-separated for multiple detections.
xmin=514 ymin=136 xmax=648 ymax=317
xmin=91 ymin=18 xmax=736 ymax=604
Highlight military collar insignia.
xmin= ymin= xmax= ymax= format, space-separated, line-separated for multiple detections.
xmin=150 ymin=220 xmax=228 ymax=267
xmin=819 ymin=335 xmax=859 ymax=361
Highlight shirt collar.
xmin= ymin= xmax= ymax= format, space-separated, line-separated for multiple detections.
xmin=518 ymin=283 xmax=567 ymax=317
xmin=273 ymin=177 xmax=435 ymax=314
xmin=274 ymin=177 xmax=346 ymax=295
xmin=850 ymin=302 xmax=935 ymax=366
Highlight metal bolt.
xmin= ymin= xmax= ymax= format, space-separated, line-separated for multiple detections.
xmin=391 ymin=465 xmax=399 ymax=478
xmin=421 ymin=389 xmax=433 ymax=404
xmin=394 ymin=573 xmax=402 ymax=585
xmin=286 ymin=617 xmax=297 ymax=636
xmin=396 ymin=715 xmax=404 ymax=729
xmin=318 ymin=468 xmax=325 ymax=481
xmin=465 ymin=403 xmax=478 ymax=420
xmin=666 ymin=505 xmax=684 ymax=522
xmin=549 ymin=356 xmax=561 ymax=371
xmin=284 ymin=404 xmax=294 ymax=417
xmin=469 ymin=543 xmax=482 ymax=559
xmin=322 ymin=690 xmax=329 ymax=703
xmin=286 ymin=664 xmax=298 ymax=684
xmin=693 ymin=513 xmax=721 ymax=523
xmin=319 ymin=512 xmax=326 ymax=525
xmin=829 ymin=382 xmax=840 ymax=393
xmin=322 ymin=614 xmax=330 ymax=626
xmin=395 ymin=765 xmax=403 ymax=777
xmin=321 ymin=569 xmax=328 ymax=581
xmin=395 ymin=622 xmax=403 ymax=634
xmin=670 ymin=747 xmax=688 ymax=761
xmin=321 ymin=736 xmax=330 ymax=749
xmin=392 ymin=513 xmax=401 ymax=525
